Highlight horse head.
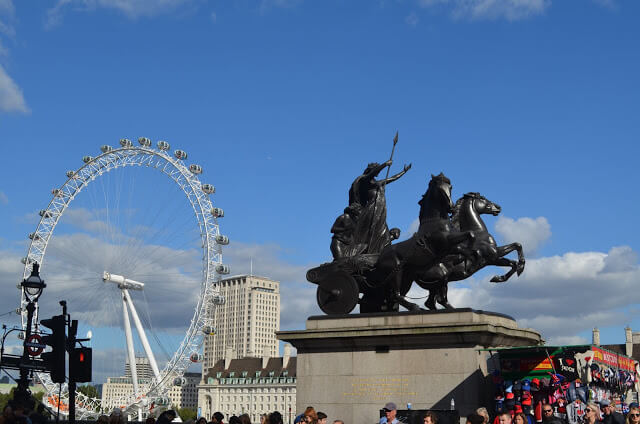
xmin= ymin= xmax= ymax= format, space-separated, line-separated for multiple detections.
xmin=452 ymin=192 xmax=501 ymax=232
xmin=419 ymin=172 xmax=454 ymax=222
xmin=466 ymin=192 xmax=501 ymax=216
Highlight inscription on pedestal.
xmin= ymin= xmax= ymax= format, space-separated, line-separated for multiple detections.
xmin=343 ymin=377 xmax=418 ymax=401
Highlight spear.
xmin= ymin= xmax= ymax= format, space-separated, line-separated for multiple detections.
xmin=383 ymin=131 xmax=399 ymax=186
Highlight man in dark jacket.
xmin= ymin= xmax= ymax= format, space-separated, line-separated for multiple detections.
xmin=542 ymin=405 xmax=566 ymax=424
xmin=600 ymin=400 xmax=623 ymax=424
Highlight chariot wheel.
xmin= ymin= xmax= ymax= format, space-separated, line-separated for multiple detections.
xmin=316 ymin=271 xmax=359 ymax=315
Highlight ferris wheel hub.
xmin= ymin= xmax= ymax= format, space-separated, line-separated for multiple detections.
xmin=102 ymin=271 xmax=145 ymax=290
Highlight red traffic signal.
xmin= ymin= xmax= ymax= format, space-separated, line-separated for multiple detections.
xmin=70 ymin=347 xmax=92 ymax=383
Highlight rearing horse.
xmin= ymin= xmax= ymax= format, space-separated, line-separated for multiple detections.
xmin=366 ymin=173 xmax=475 ymax=311
xmin=415 ymin=192 xmax=526 ymax=309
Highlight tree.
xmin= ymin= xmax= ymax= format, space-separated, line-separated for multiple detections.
xmin=178 ymin=407 xmax=197 ymax=421
xmin=0 ymin=389 xmax=14 ymax=413
xmin=77 ymin=384 xmax=99 ymax=399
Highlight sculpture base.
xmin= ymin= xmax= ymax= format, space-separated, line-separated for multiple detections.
xmin=277 ymin=308 xmax=541 ymax=424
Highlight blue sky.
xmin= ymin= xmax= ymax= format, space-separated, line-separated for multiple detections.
xmin=1 ymin=0 xmax=639 ymax=383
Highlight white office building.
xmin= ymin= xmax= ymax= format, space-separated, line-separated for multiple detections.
xmin=203 ymin=275 xmax=280 ymax=376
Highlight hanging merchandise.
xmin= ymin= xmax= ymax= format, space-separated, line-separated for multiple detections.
xmin=488 ymin=344 xmax=639 ymax=419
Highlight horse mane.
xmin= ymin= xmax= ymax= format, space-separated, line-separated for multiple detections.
xmin=451 ymin=192 xmax=482 ymax=230
xmin=450 ymin=197 xmax=464 ymax=231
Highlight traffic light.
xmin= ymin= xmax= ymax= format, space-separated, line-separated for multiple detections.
xmin=69 ymin=347 xmax=92 ymax=383
xmin=40 ymin=315 xmax=66 ymax=383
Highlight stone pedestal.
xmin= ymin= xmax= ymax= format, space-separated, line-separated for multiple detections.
xmin=277 ymin=309 xmax=541 ymax=424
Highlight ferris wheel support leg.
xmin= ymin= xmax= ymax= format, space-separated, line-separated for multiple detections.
xmin=122 ymin=289 xmax=162 ymax=382
xmin=122 ymin=294 xmax=140 ymax=396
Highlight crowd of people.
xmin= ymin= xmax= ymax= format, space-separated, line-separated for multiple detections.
xmin=467 ymin=400 xmax=640 ymax=424
xmin=4 ymin=397 xmax=640 ymax=424
xmin=188 ymin=406 xmax=344 ymax=424
xmin=182 ymin=406 xmax=341 ymax=424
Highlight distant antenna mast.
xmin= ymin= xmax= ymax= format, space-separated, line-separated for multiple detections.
xmin=250 ymin=257 xmax=253 ymax=276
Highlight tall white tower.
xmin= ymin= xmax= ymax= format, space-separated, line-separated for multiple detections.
xmin=203 ymin=275 xmax=280 ymax=375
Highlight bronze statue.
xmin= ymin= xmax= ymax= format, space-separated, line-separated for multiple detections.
xmin=307 ymin=136 xmax=526 ymax=315
xmin=367 ymin=173 xmax=475 ymax=312
xmin=331 ymin=160 xmax=411 ymax=259
xmin=415 ymin=192 xmax=525 ymax=310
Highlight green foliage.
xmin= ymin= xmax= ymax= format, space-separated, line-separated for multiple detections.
xmin=77 ymin=384 xmax=99 ymax=399
xmin=0 ymin=388 xmax=15 ymax=413
xmin=178 ymin=407 xmax=197 ymax=421
xmin=0 ymin=387 xmax=48 ymax=416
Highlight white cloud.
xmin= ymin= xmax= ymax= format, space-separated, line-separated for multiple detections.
xmin=0 ymin=19 xmax=14 ymax=37
xmin=405 ymin=11 xmax=419 ymax=26
xmin=591 ymin=0 xmax=616 ymax=10
xmin=0 ymin=191 xmax=8 ymax=204
xmin=260 ymin=0 xmax=301 ymax=12
xmin=0 ymin=0 xmax=15 ymax=37
xmin=223 ymin=241 xmax=321 ymax=330
xmin=547 ymin=335 xmax=589 ymax=346
xmin=45 ymin=0 xmax=194 ymax=28
xmin=434 ymin=246 xmax=640 ymax=342
xmin=418 ymin=0 xmax=551 ymax=21
xmin=0 ymin=64 xmax=29 ymax=113
xmin=494 ymin=215 xmax=551 ymax=255
xmin=602 ymin=245 xmax=638 ymax=273
xmin=0 ymin=2 xmax=28 ymax=113
xmin=0 ymin=0 xmax=14 ymax=15
xmin=405 ymin=218 xmax=419 ymax=239
xmin=419 ymin=0 xmax=449 ymax=5
xmin=44 ymin=0 xmax=71 ymax=30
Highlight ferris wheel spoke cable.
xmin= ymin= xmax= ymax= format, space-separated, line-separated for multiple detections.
xmin=138 ymin=292 xmax=172 ymax=364
xmin=102 ymin=187 xmax=198 ymax=279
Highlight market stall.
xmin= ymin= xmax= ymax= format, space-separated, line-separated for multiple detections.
xmin=487 ymin=345 xmax=640 ymax=423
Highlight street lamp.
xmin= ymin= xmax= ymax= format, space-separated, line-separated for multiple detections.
xmin=15 ymin=262 xmax=47 ymax=405
xmin=22 ymin=263 xmax=46 ymax=302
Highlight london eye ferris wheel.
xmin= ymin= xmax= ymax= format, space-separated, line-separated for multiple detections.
xmin=18 ymin=138 xmax=229 ymax=419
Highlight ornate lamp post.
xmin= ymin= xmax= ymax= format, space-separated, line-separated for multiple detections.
xmin=15 ymin=262 xmax=46 ymax=405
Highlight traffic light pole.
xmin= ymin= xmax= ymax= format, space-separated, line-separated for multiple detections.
xmin=67 ymin=313 xmax=76 ymax=424
xmin=15 ymin=301 xmax=36 ymax=407
xmin=3 ymin=265 xmax=92 ymax=424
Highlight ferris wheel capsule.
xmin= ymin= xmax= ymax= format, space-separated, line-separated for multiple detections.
xmin=202 ymin=325 xmax=216 ymax=336
xmin=172 ymin=377 xmax=186 ymax=386
xmin=211 ymin=207 xmax=224 ymax=218
xmin=156 ymin=397 xmax=170 ymax=406
xmin=82 ymin=156 xmax=93 ymax=164
xmin=21 ymin=257 xmax=33 ymax=265
xmin=157 ymin=140 xmax=170 ymax=151
xmin=211 ymin=295 xmax=225 ymax=305
xmin=189 ymin=164 xmax=203 ymax=174
xmin=66 ymin=170 xmax=76 ymax=178
xmin=215 ymin=264 xmax=230 ymax=275
xmin=119 ymin=138 xmax=133 ymax=147
xmin=215 ymin=235 xmax=229 ymax=245
xmin=39 ymin=210 xmax=53 ymax=218
xmin=138 ymin=137 xmax=152 ymax=147
xmin=190 ymin=353 xmax=204 ymax=363
xmin=174 ymin=150 xmax=188 ymax=160
xmin=28 ymin=233 xmax=41 ymax=241
xmin=100 ymin=145 xmax=113 ymax=153
xmin=52 ymin=189 xmax=64 ymax=197
xmin=202 ymin=184 xmax=215 ymax=194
